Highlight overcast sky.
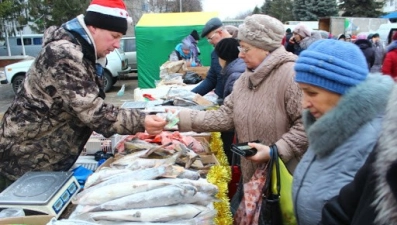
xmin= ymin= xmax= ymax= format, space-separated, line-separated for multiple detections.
xmin=201 ymin=0 xmax=264 ymax=20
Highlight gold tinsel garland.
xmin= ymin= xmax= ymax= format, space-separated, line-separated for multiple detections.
xmin=206 ymin=132 xmax=233 ymax=225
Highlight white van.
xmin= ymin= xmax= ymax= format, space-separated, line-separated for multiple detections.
xmin=375 ymin=23 xmax=397 ymax=45
xmin=0 ymin=34 xmax=43 ymax=57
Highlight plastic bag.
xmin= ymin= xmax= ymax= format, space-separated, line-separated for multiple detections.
xmin=183 ymin=71 xmax=202 ymax=84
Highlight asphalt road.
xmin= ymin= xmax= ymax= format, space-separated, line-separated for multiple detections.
xmin=0 ymin=77 xmax=138 ymax=117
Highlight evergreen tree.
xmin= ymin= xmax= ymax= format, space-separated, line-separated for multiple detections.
xmin=258 ymin=0 xmax=294 ymax=22
xmin=340 ymin=0 xmax=384 ymax=17
xmin=253 ymin=6 xmax=262 ymax=14
xmin=294 ymin=0 xmax=338 ymax=20
xmin=268 ymin=0 xmax=295 ymax=22
xmin=27 ymin=0 xmax=89 ymax=33
xmin=312 ymin=0 xmax=338 ymax=18
xmin=0 ymin=0 xmax=27 ymax=35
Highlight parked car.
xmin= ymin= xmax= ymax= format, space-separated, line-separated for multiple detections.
xmin=120 ymin=36 xmax=137 ymax=71
xmin=4 ymin=48 xmax=130 ymax=93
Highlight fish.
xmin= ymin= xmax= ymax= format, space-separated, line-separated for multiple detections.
xmin=140 ymin=142 xmax=173 ymax=158
xmin=157 ymin=178 xmax=219 ymax=196
xmin=74 ymin=166 xmax=173 ymax=204
xmin=176 ymin=144 xmax=200 ymax=169
xmin=179 ymin=191 xmax=218 ymax=206
xmin=46 ymin=218 xmax=100 ymax=225
xmin=95 ymin=184 xmax=197 ymax=211
xmin=124 ymin=137 xmax=158 ymax=153
xmin=84 ymin=167 xmax=131 ymax=189
xmin=75 ymin=179 xmax=174 ymax=206
xmin=110 ymin=150 xmax=149 ymax=168
xmin=88 ymin=204 xmax=208 ymax=222
xmin=170 ymin=166 xmax=201 ymax=180
xmin=125 ymin=149 xmax=184 ymax=171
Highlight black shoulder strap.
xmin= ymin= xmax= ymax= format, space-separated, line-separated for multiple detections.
xmin=64 ymin=29 xmax=96 ymax=65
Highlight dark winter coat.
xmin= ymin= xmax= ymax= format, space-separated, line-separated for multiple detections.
xmin=191 ymin=50 xmax=223 ymax=98
xmin=0 ymin=15 xmax=145 ymax=181
xmin=222 ymin=58 xmax=245 ymax=98
xmin=370 ymin=41 xmax=386 ymax=73
xmin=355 ymin=39 xmax=376 ymax=69
xmin=321 ymin=83 xmax=397 ymax=225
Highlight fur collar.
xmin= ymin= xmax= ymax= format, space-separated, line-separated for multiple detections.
xmin=373 ymin=84 xmax=397 ymax=225
xmin=303 ymin=74 xmax=394 ymax=157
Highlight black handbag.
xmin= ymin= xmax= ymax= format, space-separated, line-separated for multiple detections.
xmin=183 ymin=71 xmax=202 ymax=84
xmin=259 ymin=144 xmax=283 ymax=225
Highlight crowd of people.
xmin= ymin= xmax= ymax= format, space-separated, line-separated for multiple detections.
xmin=0 ymin=0 xmax=397 ymax=223
xmin=171 ymin=15 xmax=397 ymax=225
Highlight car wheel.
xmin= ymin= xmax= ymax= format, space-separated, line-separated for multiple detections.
xmin=103 ymin=71 xmax=113 ymax=92
xmin=12 ymin=74 xmax=25 ymax=93
xmin=112 ymin=76 xmax=118 ymax=86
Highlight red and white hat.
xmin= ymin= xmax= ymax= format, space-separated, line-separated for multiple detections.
xmin=84 ymin=0 xmax=133 ymax=35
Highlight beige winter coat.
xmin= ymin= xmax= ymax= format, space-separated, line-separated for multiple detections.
xmin=179 ymin=46 xmax=308 ymax=183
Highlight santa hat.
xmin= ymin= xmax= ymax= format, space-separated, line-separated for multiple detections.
xmin=84 ymin=0 xmax=133 ymax=35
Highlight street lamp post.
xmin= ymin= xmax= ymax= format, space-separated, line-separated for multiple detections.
xmin=180 ymin=0 xmax=182 ymax=12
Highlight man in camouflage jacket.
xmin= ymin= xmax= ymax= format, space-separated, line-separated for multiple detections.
xmin=0 ymin=0 xmax=166 ymax=189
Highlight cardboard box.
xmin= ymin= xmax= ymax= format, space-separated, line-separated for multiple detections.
xmin=199 ymin=153 xmax=220 ymax=166
xmin=0 ymin=215 xmax=54 ymax=225
xmin=184 ymin=66 xmax=210 ymax=79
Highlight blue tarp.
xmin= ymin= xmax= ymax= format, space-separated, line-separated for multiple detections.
xmin=382 ymin=11 xmax=397 ymax=19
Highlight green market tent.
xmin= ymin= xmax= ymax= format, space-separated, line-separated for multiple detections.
xmin=135 ymin=12 xmax=218 ymax=88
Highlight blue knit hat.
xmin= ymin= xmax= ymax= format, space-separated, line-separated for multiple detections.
xmin=295 ymin=39 xmax=369 ymax=95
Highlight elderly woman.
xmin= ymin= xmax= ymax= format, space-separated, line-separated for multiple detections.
xmin=253 ymin=39 xmax=393 ymax=225
xmin=164 ymin=14 xmax=308 ymax=224
xmin=286 ymin=23 xmax=322 ymax=55
xmin=321 ymin=78 xmax=397 ymax=225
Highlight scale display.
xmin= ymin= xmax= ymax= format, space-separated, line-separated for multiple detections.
xmin=0 ymin=171 xmax=80 ymax=218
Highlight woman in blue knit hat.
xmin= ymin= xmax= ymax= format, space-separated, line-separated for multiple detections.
xmin=251 ymin=39 xmax=394 ymax=225
xmin=292 ymin=39 xmax=394 ymax=225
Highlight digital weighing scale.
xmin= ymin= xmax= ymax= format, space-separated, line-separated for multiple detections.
xmin=0 ymin=171 xmax=80 ymax=218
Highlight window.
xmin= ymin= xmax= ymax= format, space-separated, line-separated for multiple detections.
xmin=124 ymin=39 xmax=136 ymax=52
xmin=16 ymin=38 xmax=32 ymax=46
xmin=33 ymin=38 xmax=42 ymax=45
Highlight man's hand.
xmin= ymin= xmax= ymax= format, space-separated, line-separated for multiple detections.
xmin=144 ymin=115 xmax=167 ymax=135
xmin=246 ymin=142 xmax=271 ymax=163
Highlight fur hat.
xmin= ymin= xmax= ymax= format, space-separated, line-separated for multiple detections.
xmin=215 ymin=38 xmax=240 ymax=63
xmin=84 ymin=0 xmax=133 ymax=35
xmin=190 ymin=30 xmax=200 ymax=41
xmin=237 ymin=14 xmax=284 ymax=52
xmin=201 ymin=17 xmax=223 ymax=38
xmin=295 ymin=39 xmax=369 ymax=95
xmin=225 ymin=25 xmax=239 ymax=38
xmin=293 ymin=23 xmax=311 ymax=38
xmin=356 ymin=33 xmax=368 ymax=40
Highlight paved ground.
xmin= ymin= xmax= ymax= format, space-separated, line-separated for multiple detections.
xmin=0 ymin=75 xmax=138 ymax=117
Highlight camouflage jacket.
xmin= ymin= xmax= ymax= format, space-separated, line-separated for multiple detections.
xmin=0 ymin=22 xmax=145 ymax=181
